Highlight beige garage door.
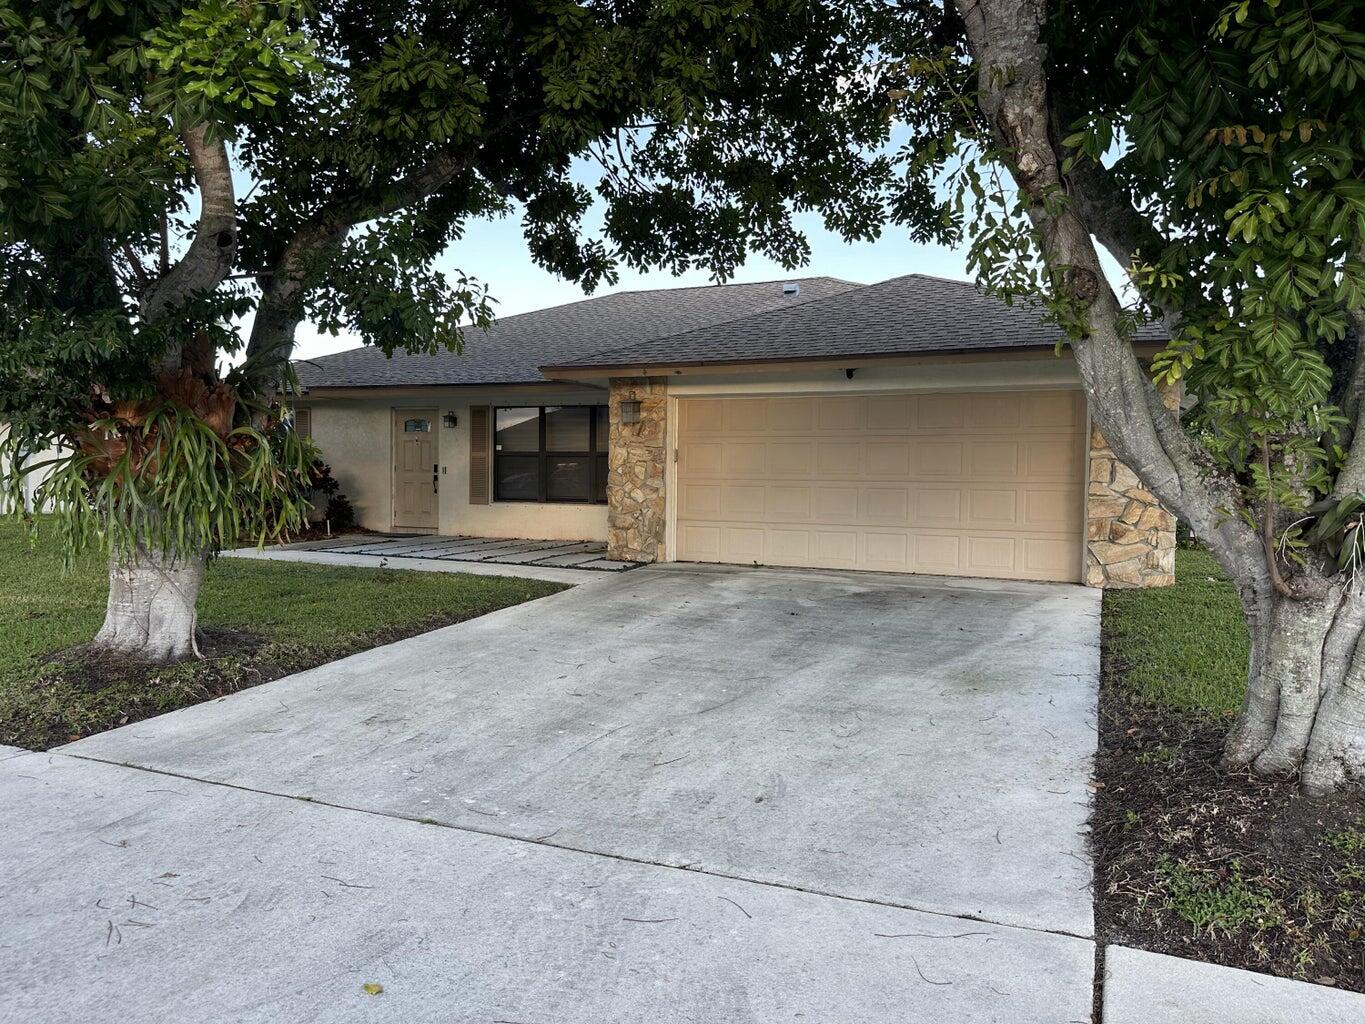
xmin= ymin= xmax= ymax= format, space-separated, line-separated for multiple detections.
xmin=674 ymin=390 xmax=1086 ymax=582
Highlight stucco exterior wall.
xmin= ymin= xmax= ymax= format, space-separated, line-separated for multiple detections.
xmin=300 ymin=387 xmax=609 ymax=541
xmin=302 ymin=356 xmax=1176 ymax=588
xmin=0 ymin=424 xmax=64 ymax=514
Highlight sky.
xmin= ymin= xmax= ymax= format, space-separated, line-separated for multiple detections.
xmin=289 ymin=202 xmax=973 ymax=363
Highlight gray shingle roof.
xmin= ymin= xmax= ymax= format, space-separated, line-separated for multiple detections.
xmin=294 ymin=276 xmax=860 ymax=388
xmin=544 ymin=273 xmax=1169 ymax=372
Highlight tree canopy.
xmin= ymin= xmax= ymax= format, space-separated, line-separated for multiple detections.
xmin=880 ymin=0 xmax=1365 ymax=790
xmin=0 ymin=0 xmax=896 ymax=555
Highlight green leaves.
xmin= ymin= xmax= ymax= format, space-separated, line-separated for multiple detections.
xmin=4 ymin=391 xmax=313 ymax=565
xmin=143 ymin=0 xmax=320 ymax=125
xmin=351 ymin=36 xmax=486 ymax=146
xmin=303 ymin=218 xmax=493 ymax=359
xmin=889 ymin=0 xmax=1365 ymax=567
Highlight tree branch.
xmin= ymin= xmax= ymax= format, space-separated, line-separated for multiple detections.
xmin=1262 ymin=442 xmax=1326 ymax=600
xmin=954 ymin=0 xmax=1269 ymax=590
xmin=1331 ymin=246 xmax=1365 ymax=498
xmin=242 ymin=147 xmax=478 ymax=381
xmin=140 ymin=125 xmax=238 ymax=328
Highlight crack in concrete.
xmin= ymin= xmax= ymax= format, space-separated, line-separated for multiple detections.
xmin=59 ymin=750 xmax=1096 ymax=945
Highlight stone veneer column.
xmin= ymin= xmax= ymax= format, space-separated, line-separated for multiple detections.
xmin=1084 ymin=383 xmax=1180 ymax=588
xmin=606 ymin=376 xmax=668 ymax=563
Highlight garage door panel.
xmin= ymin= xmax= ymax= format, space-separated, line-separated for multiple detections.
xmin=1026 ymin=440 xmax=1083 ymax=481
xmin=864 ymin=532 xmax=910 ymax=568
xmin=769 ymin=485 xmax=813 ymax=521
xmin=723 ymin=484 xmax=766 ymax=517
xmin=966 ymin=535 xmax=1017 ymax=573
xmin=769 ymin=398 xmax=816 ymax=432
xmin=1024 ymin=489 xmax=1081 ymax=530
xmin=865 ymin=440 xmax=912 ymax=476
xmin=681 ymin=400 xmax=727 ymax=436
xmin=816 ymin=441 xmax=863 ymax=476
xmin=674 ymin=391 xmax=1084 ymax=582
xmin=724 ymin=527 xmax=765 ymax=563
xmin=769 ymin=529 xmax=811 ymax=562
xmin=726 ymin=399 xmax=767 ymax=433
xmin=966 ymin=489 xmax=1019 ymax=528
xmin=1022 ymin=391 xmax=1084 ymax=428
xmin=914 ymin=534 xmax=962 ymax=572
xmin=817 ymin=396 xmax=866 ymax=431
xmin=867 ymin=395 xmax=914 ymax=430
xmin=865 ymin=487 xmax=911 ymax=523
xmin=918 ymin=394 xmax=968 ymax=431
xmin=679 ymin=524 xmax=721 ymax=559
xmin=968 ymin=442 xmax=1021 ymax=479
xmin=725 ymin=443 xmax=766 ymax=476
xmin=913 ymin=442 xmax=964 ymax=477
xmin=769 ymin=441 xmax=814 ymax=476
xmin=681 ymin=441 xmax=724 ymax=475
xmin=1023 ymin=537 xmax=1077 ymax=577
xmin=913 ymin=488 xmax=962 ymax=527
xmin=679 ymin=482 xmax=722 ymax=518
xmin=813 ymin=487 xmax=859 ymax=520
xmin=814 ymin=530 xmax=859 ymax=564
xmin=969 ymin=392 xmax=1023 ymax=430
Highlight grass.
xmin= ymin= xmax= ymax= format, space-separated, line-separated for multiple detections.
xmin=1103 ymin=546 xmax=1249 ymax=715
xmin=1095 ymin=545 xmax=1365 ymax=991
xmin=0 ymin=518 xmax=566 ymax=749
xmin=1155 ymin=856 xmax=1282 ymax=935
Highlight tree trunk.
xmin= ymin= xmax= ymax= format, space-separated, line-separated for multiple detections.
xmin=92 ymin=546 xmax=206 ymax=663
xmin=950 ymin=0 xmax=1365 ymax=793
xmin=1223 ymin=583 xmax=1365 ymax=791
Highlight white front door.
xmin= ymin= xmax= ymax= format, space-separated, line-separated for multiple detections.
xmin=392 ymin=410 xmax=439 ymax=533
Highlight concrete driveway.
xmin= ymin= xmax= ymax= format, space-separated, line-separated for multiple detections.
xmin=4 ymin=564 xmax=1101 ymax=1023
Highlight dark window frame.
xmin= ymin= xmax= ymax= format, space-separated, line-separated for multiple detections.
xmin=493 ymin=405 xmax=609 ymax=505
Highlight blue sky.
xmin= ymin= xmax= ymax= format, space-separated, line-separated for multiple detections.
xmin=290 ymin=204 xmax=973 ymax=362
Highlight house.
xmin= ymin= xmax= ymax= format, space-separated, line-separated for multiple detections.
xmin=293 ymin=273 xmax=1176 ymax=588
xmin=0 ymin=425 xmax=60 ymax=515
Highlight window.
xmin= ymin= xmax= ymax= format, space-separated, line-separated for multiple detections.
xmin=293 ymin=408 xmax=312 ymax=440
xmin=494 ymin=405 xmax=609 ymax=504
xmin=403 ymin=417 xmax=432 ymax=433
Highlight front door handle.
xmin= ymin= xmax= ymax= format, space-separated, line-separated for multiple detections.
xmin=433 ymin=463 xmax=439 ymax=494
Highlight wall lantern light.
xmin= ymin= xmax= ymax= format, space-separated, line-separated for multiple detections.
xmin=442 ymin=412 xmax=458 ymax=429
xmin=620 ymin=400 xmax=643 ymax=424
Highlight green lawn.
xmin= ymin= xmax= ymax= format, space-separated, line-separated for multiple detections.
xmin=1103 ymin=546 xmax=1250 ymax=715
xmin=0 ymin=519 xmax=566 ymax=748
xmin=1096 ymin=547 xmax=1365 ymax=989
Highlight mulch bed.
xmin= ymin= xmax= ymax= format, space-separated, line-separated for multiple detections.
xmin=1092 ymin=663 xmax=1365 ymax=994
xmin=6 ymin=613 xmax=500 ymax=751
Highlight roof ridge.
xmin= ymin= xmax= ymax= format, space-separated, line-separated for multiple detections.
xmin=546 ymin=277 xmax=869 ymax=368
xmin=605 ymin=274 xmax=861 ymax=296
xmin=904 ymin=271 xmax=979 ymax=287
xmin=297 ymin=274 xmax=862 ymax=367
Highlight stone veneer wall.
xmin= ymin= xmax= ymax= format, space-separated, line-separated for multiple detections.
xmin=606 ymin=376 xmax=668 ymax=563
xmin=1084 ymin=384 xmax=1180 ymax=588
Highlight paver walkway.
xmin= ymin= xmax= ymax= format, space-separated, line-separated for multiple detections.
xmin=290 ymin=534 xmax=637 ymax=570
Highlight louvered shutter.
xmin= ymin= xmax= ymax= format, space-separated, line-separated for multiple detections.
xmin=469 ymin=406 xmax=491 ymax=504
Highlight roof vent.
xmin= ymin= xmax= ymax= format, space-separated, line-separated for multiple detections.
xmin=782 ymin=282 xmax=800 ymax=296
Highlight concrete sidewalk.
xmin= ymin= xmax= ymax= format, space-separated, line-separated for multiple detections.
xmin=1103 ymin=945 xmax=1365 ymax=1024
xmin=2 ymin=750 xmax=1092 ymax=1024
